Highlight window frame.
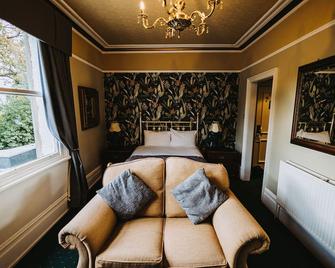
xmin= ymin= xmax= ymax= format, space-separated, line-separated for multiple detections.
xmin=0 ymin=86 xmax=69 ymax=187
xmin=0 ymin=87 xmax=41 ymax=97
xmin=0 ymin=144 xmax=70 ymax=189
xmin=0 ymin=27 xmax=70 ymax=187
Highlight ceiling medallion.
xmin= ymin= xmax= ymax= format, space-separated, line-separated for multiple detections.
xmin=138 ymin=0 xmax=223 ymax=39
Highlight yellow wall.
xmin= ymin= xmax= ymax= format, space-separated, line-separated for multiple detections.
xmin=234 ymin=0 xmax=335 ymax=194
xmin=72 ymin=31 xmax=103 ymax=69
xmin=70 ymin=57 xmax=105 ymax=175
xmin=241 ymin=0 xmax=335 ymax=67
xmin=70 ymin=0 xmax=335 ymax=192
xmin=100 ymin=52 xmax=242 ymax=71
xmin=237 ymin=27 xmax=335 ymax=194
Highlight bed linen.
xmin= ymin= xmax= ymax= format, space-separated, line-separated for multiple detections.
xmin=127 ymin=146 xmax=205 ymax=162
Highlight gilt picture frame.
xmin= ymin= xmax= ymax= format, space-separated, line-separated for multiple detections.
xmin=291 ymin=56 xmax=335 ymax=155
xmin=78 ymin=86 xmax=100 ymax=130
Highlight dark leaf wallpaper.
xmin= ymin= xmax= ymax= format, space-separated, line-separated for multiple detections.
xmin=104 ymin=72 xmax=239 ymax=148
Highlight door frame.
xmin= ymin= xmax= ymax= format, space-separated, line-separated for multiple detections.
xmin=240 ymin=68 xmax=279 ymax=183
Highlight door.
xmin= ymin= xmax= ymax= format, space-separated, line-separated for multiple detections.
xmin=252 ymin=79 xmax=272 ymax=169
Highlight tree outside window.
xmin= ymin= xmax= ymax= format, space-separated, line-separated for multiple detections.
xmin=0 ymin=19 xmax=58 ymax=172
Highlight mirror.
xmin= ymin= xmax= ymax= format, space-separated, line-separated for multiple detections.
xmin=291 ymin=55 xmax=335 ymax=155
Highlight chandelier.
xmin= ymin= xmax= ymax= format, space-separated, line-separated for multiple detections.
xmin=138 ymin=0 xmax=223 ymax=39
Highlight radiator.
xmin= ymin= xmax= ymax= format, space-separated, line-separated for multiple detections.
xmin=277 ymin=161 xmax=335 ymax=267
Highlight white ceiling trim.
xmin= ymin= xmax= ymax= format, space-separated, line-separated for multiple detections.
xmin=72 ymin=28 xmax=242 ymax=54
xmin=240 ymin=0 xmax=309 ymax=53
xmin=72 ymin=0 xmax=306 ymax=55
xmin=71 ymin=54 xmax=104 ymax=72
xmin=51 ymin=0 xmax=110 ymax=47
xmin=234 ymin=0 xmax=290 ymax=47
xmin=72 ymin=19 xmax=335 ymax=73
xmin=240 ymin=19 xmax=335 ymax=72
xmin=52 ymin=0 xmax=296 ymax=50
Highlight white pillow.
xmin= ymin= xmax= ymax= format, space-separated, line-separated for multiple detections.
xmin=144 ymin=130 xmax=171 ymax=146
xmin=170 ymin=129 xmax=197 ymax=147
xmin=296 ymin=129 xmax=331 ymax=144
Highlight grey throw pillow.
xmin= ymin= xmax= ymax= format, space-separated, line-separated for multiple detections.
xmin=97 ymin=169 xmax=155 ymax=220
xmin=172 ymin=168 xmax=228 ymax=224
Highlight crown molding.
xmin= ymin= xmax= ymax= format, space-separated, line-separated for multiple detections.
xmin=234 ymin=0 xmax=290 ymax=47
xmin=51 ymin=0 xmax=304 ymax=52
xmin=240 ymin=19 xmax=335 ymax=72
xmin=72 ymin=28 xmax=242 ymax=54
xmin=72 ymin=18 xmax=335 ymax=72
xmin=51 ymin=0 xmax=109 ymax=47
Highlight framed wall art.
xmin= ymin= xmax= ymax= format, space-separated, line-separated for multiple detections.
xmin=291 ymin=56 xmax=335 ymax=155
xmin=78 ymin=86 xmax=100 ymax=130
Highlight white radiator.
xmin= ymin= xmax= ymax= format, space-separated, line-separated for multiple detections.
xmin=277 ymin=161 xmax=335 ymax=268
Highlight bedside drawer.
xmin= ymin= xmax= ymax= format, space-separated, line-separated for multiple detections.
xmin=202 ymin=149 xmax=241 ymax=179
xmin=103 ymin=147 xmax=135 ymax=166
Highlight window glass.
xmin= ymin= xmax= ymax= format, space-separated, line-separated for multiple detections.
xmin=0 ymin=19 xmax=59 ymax=175
xmin=0 ymin=19 xmax=32 ymax=90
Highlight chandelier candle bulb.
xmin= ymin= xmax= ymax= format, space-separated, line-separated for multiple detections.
xmin=139 ymin=1 xmax=145 ymax=11
xmin=138 ymin=0 xmax=223 ymax=39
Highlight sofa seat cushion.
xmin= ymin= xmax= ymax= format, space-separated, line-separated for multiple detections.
xmin=95 ymin=218 xmax=164 ymax=268
xmin=164 ymin=218 xmax=227 ymax=268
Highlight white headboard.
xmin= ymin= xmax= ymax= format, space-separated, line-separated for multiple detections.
xmin=139 ymin=114 xmax=199 ymax=145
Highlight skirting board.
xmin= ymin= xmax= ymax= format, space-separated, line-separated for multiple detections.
xmin=261 ymin=187 xmax=278 ymax=216
xmin=0 ymin=194 xmax=68 ymax=268
xmin=87 ymin=165 xmax=103 ymax=189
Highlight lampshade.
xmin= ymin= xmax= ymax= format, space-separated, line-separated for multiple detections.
xmin=109 ymin=122 xmax=121 ymax=132
xmin=209 ymin=122 xmax=222 ymax=133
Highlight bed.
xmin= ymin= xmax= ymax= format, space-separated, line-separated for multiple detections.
xmin=296 ymin=120 xmax=333 ymax=144
xmin=126 ymin=115 xmax=206 ymax=162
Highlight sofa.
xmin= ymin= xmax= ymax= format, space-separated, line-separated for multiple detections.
xmin=59 ymin=157 xmax=270 ymax=268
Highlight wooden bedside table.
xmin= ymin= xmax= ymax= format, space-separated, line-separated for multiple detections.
xmin=201 ymin=148 xmax=241 ymax=179
xmin=103 ymin=147 xmax=136 ymax=167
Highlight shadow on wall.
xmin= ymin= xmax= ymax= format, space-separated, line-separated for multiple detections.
xmin=104 ymin=72 xmax=239 ymax=148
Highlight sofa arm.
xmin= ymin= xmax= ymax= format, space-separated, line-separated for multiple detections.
xmin=213 ymin=190 xmax=270 ymax=268
xmin=59 ymin=195 xmax=117 ymax=268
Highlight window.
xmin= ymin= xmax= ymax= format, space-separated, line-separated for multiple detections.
xmin=0 ymin=19 xmax=63 ymax=176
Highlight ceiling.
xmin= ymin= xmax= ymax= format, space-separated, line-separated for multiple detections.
xmin=51 ymin=0 xmax=299 ymax=51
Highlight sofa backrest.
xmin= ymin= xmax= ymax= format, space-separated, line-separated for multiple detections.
xmin=102 ymin=158 xmax=165 ymax=217
xmin=165 ymin=157 xmax=230 ymax=218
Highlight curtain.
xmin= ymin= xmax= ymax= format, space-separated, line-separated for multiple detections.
xmin=38 ymin=41 xmax=88 ymax=207
xmin=0 ymin=0 xmax=72 ymax=55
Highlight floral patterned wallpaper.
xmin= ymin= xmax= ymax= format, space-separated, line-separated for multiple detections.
xmin=104 ymin=72 xmax=239 ymax=148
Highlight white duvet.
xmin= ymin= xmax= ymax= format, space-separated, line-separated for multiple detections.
xmin=131 ymin=146 xmax=203 ymax=158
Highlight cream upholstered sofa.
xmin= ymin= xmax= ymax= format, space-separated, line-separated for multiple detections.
xmin=59 ymin=157 xmax=270 ymax=268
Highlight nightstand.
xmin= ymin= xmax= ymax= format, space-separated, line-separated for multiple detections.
xmin=103 ymin=147 xmax=136 ymax=167
xmin=201 ymin=148 xmax=241 ymax=179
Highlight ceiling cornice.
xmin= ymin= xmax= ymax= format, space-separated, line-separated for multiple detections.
xmin=51 ymin=0 xmax=305 ymax=52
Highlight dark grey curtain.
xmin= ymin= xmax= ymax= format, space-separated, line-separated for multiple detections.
xmin=38 ymin=41 xmax=88 ymax=207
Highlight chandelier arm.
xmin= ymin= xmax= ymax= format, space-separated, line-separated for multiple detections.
xmin=138 ymin=0 xmax=222 ymax=38
xmin=139 ymin=16 xmax=168 ymax=29
xmin=204 ymin=3 xmax=216 ymax=19
xmin=190 ymin=10 xmax=206 ymax=22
